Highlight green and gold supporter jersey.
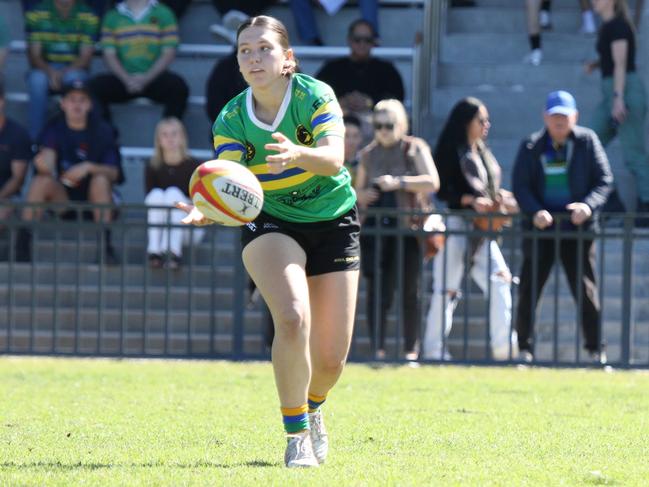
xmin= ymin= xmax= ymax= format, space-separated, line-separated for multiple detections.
xmin=26 ymin=0 xmax=98 ymax=65
xmin=212 ymin=74 xmax=356 ymax=223
xmin=101 ymin=1 xmax=178 ymax=74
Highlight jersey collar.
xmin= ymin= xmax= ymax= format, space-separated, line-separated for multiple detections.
xmin=245 ymin=77 xmax=293 ymax=132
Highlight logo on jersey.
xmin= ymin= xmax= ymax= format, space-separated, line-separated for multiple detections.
xmin=245 ymin=141 xmax=255 ymax=162
xmin=296 ymin=125 xmax=314 ymax=146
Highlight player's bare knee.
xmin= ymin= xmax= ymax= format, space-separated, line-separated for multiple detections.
xmin=315 ymin=354 xmax=346 ymax=376
xmin=273 ymin=305 xmax=307 ymax=340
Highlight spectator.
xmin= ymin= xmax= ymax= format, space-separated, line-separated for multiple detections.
xmin=524 ymin=0 xmax=597 ymax=66
xmin=209 ymin=1 xmax=277 ymax=45
xmin=343 ymin=114 xmax=362 ymax=185
xmin=0 ymin=80 xmax=32 ymax=224
xmin=355 ymin=99 xmax=439 ymax=361
xmin=25 ymin=0 xmax=99 ymax=140
xmin=585 ymin=0 xmax=649 ymax=222
xmin=290 ymin=0 xmax=378 ymax=46
xmin=88 ymin=0 xmax=189 ymax=126
xmin=512 ymin=90 xmax=613 ymax=363
xmin=21 ymin=0 xmax=108 ymax=18
xmin=144 ymin=117 xmax=202 ymax=269
xmin=315 ymin=19 xmax=404 ymax=115
xmin=16 ymin=80 xmax=122 ymax=264
xmin=422 ymin=97 xmax=518 ymax=361
xmin=0 ymin=15 xmax=8 ymax=74
xmin=205 ymin=49 xmax=246 ymax=124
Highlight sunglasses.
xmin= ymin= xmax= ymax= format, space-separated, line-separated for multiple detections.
xmin=477 ymin=117 xmax=490 ymax=126
xmin=351 ymin=36 xmax=374 ymax=45
xmin=373 ymin=122 xmax=395 ymax=131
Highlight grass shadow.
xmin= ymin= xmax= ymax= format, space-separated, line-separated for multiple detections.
xmin=1 ymin=459 xmax=279 ymax=470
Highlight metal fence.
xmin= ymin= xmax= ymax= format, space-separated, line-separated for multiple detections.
xmin=1 ymin=203 xmax=648 ymax=368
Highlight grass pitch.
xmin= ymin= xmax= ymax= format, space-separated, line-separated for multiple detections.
xmin=1 ymin=357 xmax=647 ymax=486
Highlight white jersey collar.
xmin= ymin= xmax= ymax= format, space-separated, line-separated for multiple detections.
xmin=246 ymin=77 xmax=293 ymax=132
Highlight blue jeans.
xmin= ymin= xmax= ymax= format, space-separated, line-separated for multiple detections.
xmin=290 ymin=0 xmax=379 ymax=43
xmin=27 ymin=65 xmax=87 ymax=141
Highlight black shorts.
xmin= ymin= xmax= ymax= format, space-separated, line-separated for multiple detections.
xmin=64 ymin=177 xmax=91 ymax=202
xmin=241 ymin=206 xmax=361 ymax=277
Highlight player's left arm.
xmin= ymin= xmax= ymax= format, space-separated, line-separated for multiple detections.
xmin=265 ymin=133 xmax=343 ymax=176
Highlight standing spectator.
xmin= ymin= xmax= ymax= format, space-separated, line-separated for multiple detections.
xmin=0 ymin=80 xmax=32 ymax=224
xmin=422 ymin=97 xmax=518 ymax=361
xmin=205 ymin=49 xmax=245 ymax=124
xmin=525 ymin=0 xmax=597 ymax=66
xmin=512 ymin=90 xmax=613 ymax=363
xmin=343 ymin=114 xmax=362 ymax=185
xmin=315 ymin=19 xmax=404 ymax=115
xmin=144 ymin=117 xmax=202 ymax=269
xmin=0 ymin=15 xmax=8 ymax=74
xmin=585 ymin=0 xmax=649 ymax=221
xmin=88 ymin=0 xmax=189 ymax=125
xmin=16 ymin=80 xmax=122 ymax=264
xmin=355 ymin=99 xmax=439 ymax=361
xmin=25 ymin=0 xmax=99 ymax=140
xmin=290 ymin=0 xmax=378 ymax=46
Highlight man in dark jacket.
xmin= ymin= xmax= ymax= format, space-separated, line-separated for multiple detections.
xmin=512 ymin=90 xmax=613 ymax=363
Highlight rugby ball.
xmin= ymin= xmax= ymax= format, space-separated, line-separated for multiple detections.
xmin=189 ymin=159 xmax=263 ymax=226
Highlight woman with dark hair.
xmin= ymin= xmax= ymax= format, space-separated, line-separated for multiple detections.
xmin=422 ymin=97 xmax=518 ymax=361
xmin=178 ymin=15 xmax=358 ymax=468
xmin=585 ymin=0 xmax=649 ymax=218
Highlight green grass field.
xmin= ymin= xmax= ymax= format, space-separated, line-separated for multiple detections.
xmin=1 ymin=357 xmax=647 ymax=486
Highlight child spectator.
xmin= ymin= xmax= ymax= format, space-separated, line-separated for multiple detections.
xmin=25 ymin=0 xmax=99 ymax=140
xmin=144 ymin=117 xmax=202 ymax=269
xmin=88 ymin=0 xmax=189 ymax=125
xmin=16 ymin=80 xmax=122 ymax=265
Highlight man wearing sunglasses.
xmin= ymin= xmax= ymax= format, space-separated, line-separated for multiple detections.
xmin=315 ymin=19 xmax=404 ymax=116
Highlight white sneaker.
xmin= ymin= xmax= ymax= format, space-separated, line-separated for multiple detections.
xmin=580 ymin=10 xmax=596 ymax=34
xmin=209 ymin=23 xmax=237 ymax=45
xmin=523 ymin=49 xmax=542 ymax=66
xmin=519 ymin=350 xmax=534 ymax=363
xmin=308 ymin=410 xmax=328 ymax=464
xmin=222 ymin=9 xmax=250 ymax=31
xmin=539 ymin=9 xmax=552 ymax=30
xmin=284 ymin=431 xmax=319 ymax=468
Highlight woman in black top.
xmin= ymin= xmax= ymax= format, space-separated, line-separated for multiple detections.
xmin=144 ymin=117 xmax=201 ymax=269
xmin=586 ymin=0 xmax=649 ymax=215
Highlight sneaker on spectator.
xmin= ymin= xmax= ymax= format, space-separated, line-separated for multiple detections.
xmin=523 ymin=49 xmax=543 ymax=66
xmin=164 ymin=252 xmax=181 ymax=270
xmin=519 ymin=350 xmax=534 ymax=363
xmin=586 ymin=348 xmax=607 ymax=365
xmin=209 ymin=23 xmax=237 ymax=45
xmin=210 ymin=9 xmax=249 ymax=45
xmin=539 ymin=9 xmax=552 ymax=30
xmin=580 ymin=10 xmax=597 ymax=34
xmin=148 ymin=253 xmax=163 ymax=269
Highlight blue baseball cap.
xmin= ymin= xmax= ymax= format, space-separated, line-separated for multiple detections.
xmin=545 ymin=90 xmax=577 ymax=116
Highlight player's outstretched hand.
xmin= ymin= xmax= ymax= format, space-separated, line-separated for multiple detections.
xmin=175 ymin=201 xmax=216 ymax=226
xmin=265 ymin=132 xmax=299 ymax=174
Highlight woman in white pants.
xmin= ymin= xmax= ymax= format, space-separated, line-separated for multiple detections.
xmin=144 ymin=117 xmax=203 ymax=269
xmin=422 ymin=98 xmax=518 ymax=361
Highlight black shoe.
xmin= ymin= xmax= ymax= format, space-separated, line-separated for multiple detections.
xmin=97 ymin=245 xmax=120 ymax=266
xmin=148 ymin=253 xmax=163 ymax=269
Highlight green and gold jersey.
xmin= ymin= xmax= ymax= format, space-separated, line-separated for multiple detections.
xmin=212 ymin=74 xmax=356 ymax=223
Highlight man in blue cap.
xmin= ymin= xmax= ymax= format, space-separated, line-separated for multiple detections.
xmin=512 ymin=90 xmax=613 ymax=364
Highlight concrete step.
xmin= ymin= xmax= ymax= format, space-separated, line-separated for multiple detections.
xmin=448 ymin=7 xmax=591 ymax=34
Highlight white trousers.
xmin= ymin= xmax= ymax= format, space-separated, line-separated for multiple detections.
xmin=423 ymin=216 xmax=515 ymax=360
xmin=145 ymin=187 xmax=204 ymax=257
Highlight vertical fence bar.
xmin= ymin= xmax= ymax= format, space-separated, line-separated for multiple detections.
xmin=575 ymin=226 xmax=584 ymax=362
xmin=30 ymin=224 xmax=37 ymax=351
xmin=142 ymin=217 xmax=150 ymax=355
xmin=485 ymin=229 xmax=492 ymax=361
xmin=232 ymin=236 xmax=245 ymax=358
xmin=52 ymin=225 xmax=60 ymax=353
xmin=164 ymin=210 xmax=171 ymax=356
xmin=74 ymin=211 xmax=82 ymax=354
xmin=97 ymin=219 xmax=104 ymax=354
xmin=395 ymin=222 xmax=404 ymax=360
xmin=597 ymin=222 xmax=605 ymax=364
xmin=7 ymin=220 xmax=15 ymax=353
xmin=620 ymin=216 xmax=634 ymax=366
xmin=187 ymin=226 xmax=195 ymax=355
xmin=552 ymin=222 xmax=560 ymax=363
xmin=440 ymin=214 xmax=449 ymax=361
xmin=119 ymin=221 xmax=127 ymax=355
xmin=530 ymin=230 xmax=539 ymax=361
xmin=462 ymin=217 xmax=470 ymax=360
xmin=209 ymin=227 xmax=216 ymax=356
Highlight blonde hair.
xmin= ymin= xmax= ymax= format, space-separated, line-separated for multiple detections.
xmin=373 ymin=99 xmax=409 ymax=139
xmin=150 ymin=117 xmax=190 ymax=169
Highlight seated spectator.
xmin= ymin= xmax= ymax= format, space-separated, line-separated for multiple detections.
xmin=315 ymin=19 xmax=404 ymax=139
xmin=290 ymin=0 xmax=378 ymax=46
xmin=88 ymin=0 xmax=189 ymax=126
xmin=0 ymin=15 xmax=8 ymax=74
xmin=205 ymin=49 xmax=246 ymax=124
xmin=16 ymin=80 xmax=122 ymax=264
xmin=0 ymin=80 xmax=32 ymax=224
xmin=422 ymin=97 xmax=518 ymax=361
xmin=21 ymin=0 xmax=108 ymax=18
xmin=355 ymin=99 xmax=439 ymax=361
xmin=25 ymin=0 xmax=99 ymax=140
xmin=343 ymin=114 xmax=362 ymax=185
xmin=144 ymin=117 xmax=202 ymax=269
xmin=512 ymin=90 xmax=613 ymax=364
xmin=208 ymin=1 xmax=277 ymax=45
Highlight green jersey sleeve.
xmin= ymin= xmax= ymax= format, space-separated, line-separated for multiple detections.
xmin=212 ymin=94 xmax=247 ymax=163
xmin=305 ymin=79 xmax=344 ymax=142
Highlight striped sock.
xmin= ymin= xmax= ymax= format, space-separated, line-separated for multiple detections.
xmin=281 ymin=404 xmax=309 ymax=434
xmin=308 ymin=393 xmax=327 ymax=413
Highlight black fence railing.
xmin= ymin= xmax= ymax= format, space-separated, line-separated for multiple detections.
xmin=1 ymin=203 xmax=648 ymax=368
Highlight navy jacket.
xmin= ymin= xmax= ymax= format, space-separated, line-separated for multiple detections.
xmin=512 ymin=125 xmax=613 ymax=229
